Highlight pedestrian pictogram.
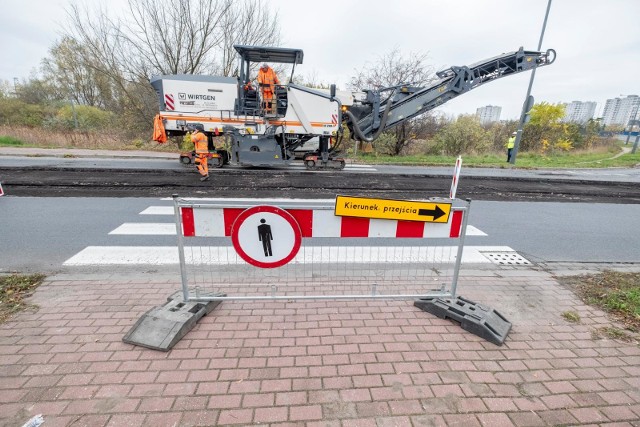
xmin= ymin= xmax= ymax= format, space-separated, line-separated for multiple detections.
xmin=258 ymin=219 xmax=273 ymax=256
xmin=231 ymin=205 xmax=301 ymax=268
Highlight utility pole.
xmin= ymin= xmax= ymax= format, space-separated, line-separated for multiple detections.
xmin=69 ymin=97 xmax=79 ymax=130
xmin=631 ymin=101 xmax=640 ymax=152
xmin=624 ymin=122 xmax=632 ymax=145
xmin=510 ymin=0 xmax=552 ymax=165
xmin=630 ymin=120 xmax=640 ymax=154
xmin=623 ymin=97 xmax=639 ymax=145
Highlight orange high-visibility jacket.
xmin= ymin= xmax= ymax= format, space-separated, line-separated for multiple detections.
xmin=191 ymin=131 xmax=208 ymax=154
xmin=257 ymin=67 xmax=280 ymax=92
xmin=152 ymin=114 xmax=167 ymax=143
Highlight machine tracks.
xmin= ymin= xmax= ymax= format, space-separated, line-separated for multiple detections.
xmin=1 ymin=166 xmax=638 ymax=203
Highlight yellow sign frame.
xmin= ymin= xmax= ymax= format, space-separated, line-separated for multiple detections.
xmin=334 ymin=195 xmax=451 ymax=223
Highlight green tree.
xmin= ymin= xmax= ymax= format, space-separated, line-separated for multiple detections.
xmin=433 ymin=115 xmax=491 ymax=155
xmin=14 ymin=75 xmax=63 ymax=105
xmin=482 ymin=120 xmax=518 ymax=152
xmin=521 ymin=102 xmax=566 ymax=152
xmin=0 ymin=98 xmax=50 ymax=127
xmin=45 ymin=104 xmax=115 ymax=131
xmin=583 ymin=118 xmax=603 ymax=148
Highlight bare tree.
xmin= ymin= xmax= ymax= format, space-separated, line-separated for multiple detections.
xmin=0 ymin=80 xmax=15 ymax=98
xmin=42 ymin=37 xmax=116 ymax=108
xmin=61 ymin=0 xmax=281 ymax=132
xmin=65 ymin=3 xmax=148 ymax=122
xmin=349 ymin=48 xmax=434 ymax=91
xmin=349 ymin=48 xmax=436 ymax=155
xmin=218 ymin=0 xmax=281 ymax=77
xmin=68 ymin=0 xmax=232 ymax=79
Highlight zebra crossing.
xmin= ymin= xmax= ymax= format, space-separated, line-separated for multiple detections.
xmin=63 ymin=199 xmax=531 ymax=267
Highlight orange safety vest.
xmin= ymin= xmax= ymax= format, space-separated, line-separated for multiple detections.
xmin=191 ymin=131 xmax=208 ymax=154
xmin=152 ymin=114 xmax=167 ymax=143
xmin=257 ymin=67 xmax=280 ymax=92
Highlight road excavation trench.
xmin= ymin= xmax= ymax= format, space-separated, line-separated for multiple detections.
xmin=1 ymin=166 xmax=639 ymax=204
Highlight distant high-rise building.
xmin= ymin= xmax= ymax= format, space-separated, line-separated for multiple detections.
xmin=563 ymin=101 xmax=597 ymax=124
xmin=476 ymin=105 xmax=502 ymax=125
xmin=602 ymin=95 xmax=640 ymax=126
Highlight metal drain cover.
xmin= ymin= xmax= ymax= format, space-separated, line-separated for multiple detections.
xmin=482 ymin=251 xmax=531 ymax=266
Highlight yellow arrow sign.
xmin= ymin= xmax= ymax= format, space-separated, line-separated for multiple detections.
xmin=334 ymin=195 xmax=451 ymax=223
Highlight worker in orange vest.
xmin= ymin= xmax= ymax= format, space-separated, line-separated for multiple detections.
xmin=257 ymin=63 xmax=280 ymax=114
xmin=191 ymin=124 xmax=209 ymax=181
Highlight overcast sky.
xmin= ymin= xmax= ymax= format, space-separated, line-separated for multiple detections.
xmin=1 ymin=0 xmax=638 ymax=120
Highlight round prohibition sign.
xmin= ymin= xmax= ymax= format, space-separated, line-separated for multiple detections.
xmin=231 ymin=205 xmax=302 ymax=269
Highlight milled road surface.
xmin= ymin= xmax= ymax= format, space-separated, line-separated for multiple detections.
xmin=2 ymin=166 xmax=639 ymax=203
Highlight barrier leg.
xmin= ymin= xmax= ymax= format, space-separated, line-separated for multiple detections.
xmin=414 ymin=200 xmax=513 ymax=346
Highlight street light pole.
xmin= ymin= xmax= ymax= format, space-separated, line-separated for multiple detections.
xmin=623 ymin=97 xmax=640 ymax=145
xmin=509 ymin=0 xmax=552 ymax=165
xmin=630 ymin=119 xmax=640 ymax=154
xmin=69 ymin=97 xmax=79 ymax=130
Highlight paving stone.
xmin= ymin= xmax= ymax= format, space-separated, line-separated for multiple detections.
xmin=1 ymin=272 xmax=640 ymax=427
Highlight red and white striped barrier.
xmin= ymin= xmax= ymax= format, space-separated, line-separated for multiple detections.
xmin=181 ymin=206 xmax=464 ymax=239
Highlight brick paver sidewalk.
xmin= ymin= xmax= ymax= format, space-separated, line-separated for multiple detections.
xmin=1 ymin=271 xmax=639 ymax=426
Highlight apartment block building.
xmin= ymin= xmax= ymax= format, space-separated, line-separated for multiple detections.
xmin=562 ymin=101 xmax=597 ymax=124
xmin=602 ymin=95 xmax=640 ymax=126
xmin=476 ymin=105 xmax=502 ymax=125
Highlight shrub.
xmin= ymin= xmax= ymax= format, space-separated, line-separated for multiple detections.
xmin=45 ymin=104 xmax=115 ymax=131
xmin=0 ymin=98 xmax=51 ymax=127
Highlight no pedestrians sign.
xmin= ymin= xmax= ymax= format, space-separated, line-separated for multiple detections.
xmin=230 ymin=205 xmax=302 ymax=268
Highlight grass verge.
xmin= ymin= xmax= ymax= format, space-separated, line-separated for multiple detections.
xmin=558 ymin=271 xmax=640 ymax=334
xmin=0 ymin=273 xmax=46 ymax=323
xmin=0 ymin=135 xmax=24 ymax=146
xmin=351 ymin=147 xmax=640 ymax=169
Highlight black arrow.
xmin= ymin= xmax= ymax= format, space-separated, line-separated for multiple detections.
xmin=418 ymin=205 xmax=446 ymax=220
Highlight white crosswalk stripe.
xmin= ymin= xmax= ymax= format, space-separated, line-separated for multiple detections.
xmin=109 ymin=223 xmax=176 ymax=235
xmin=64 ymin=199 xmax=504 ymax=267
xmin=63 ymin=245 xmax=512 ymax=266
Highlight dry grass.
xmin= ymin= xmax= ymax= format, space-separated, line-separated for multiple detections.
xmin=561 ymin=310 xmax=581 ymax=323
xmin=591 ymin=326 xmax=636 ymax=343
xmin=559 ymin=271 xmax=640 ymax=333
xmin=0 ymin=125 xmax=178 ymax=152
xmin=0 ymin=274 xmax=46 ymax=324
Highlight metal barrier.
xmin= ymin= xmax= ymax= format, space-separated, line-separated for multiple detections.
xmin=172 ymin=195 xmax=471 ymax=302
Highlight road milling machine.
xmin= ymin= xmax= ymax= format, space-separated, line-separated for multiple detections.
xmin=151 ymin=45 xmax=555 ymax=170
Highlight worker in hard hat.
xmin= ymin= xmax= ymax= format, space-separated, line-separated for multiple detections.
xmin=507 ymin=131 xmax=517 ymax=162
xmin=257 ymin=63 xmax=280 ymax=114
xmin=191 ymin=124 xmax=209 ymax=181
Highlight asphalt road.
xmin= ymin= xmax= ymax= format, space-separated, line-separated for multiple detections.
xmin=1 ymin=148 xmax=639 ymax=203
xmin=1 ymin=154 xmax=639 ymax=182
xmin=1 ymin=150 xmax=638 ymax=272
xmin=1 ymin=164 xmax=639 ymax=203
xmin=1 ymin=197 xmax=639 ymax=273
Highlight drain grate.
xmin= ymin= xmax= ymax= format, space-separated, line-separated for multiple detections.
xmin=482 ymin=251 xmax=531 ymax=266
